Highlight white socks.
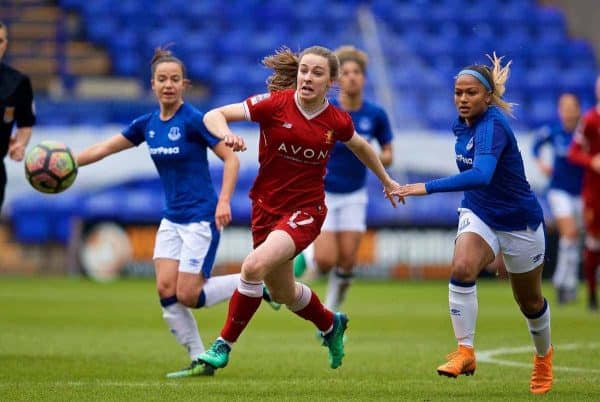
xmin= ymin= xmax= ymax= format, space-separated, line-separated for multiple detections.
xmin=325 ymin=268 xmax=353 ymax=311
xmin=448 ymin=281 xmax=551 ymax=357
xmin=524 ymin=299 xmax=552 ymax=357
xmin=552 ymin=238 xmax=579 ymax=290
xmin=160 ymin=274 xmax=241 ymax=360
xmin=161 ymin=301 xmax=204 ymax=359
xmin=287 ymin=282 xmax=312 ymax=312
xmin=202 ymin=273 xmax=241 ymax=307
xmin=448 ymin=281 xmax=478 ymax=347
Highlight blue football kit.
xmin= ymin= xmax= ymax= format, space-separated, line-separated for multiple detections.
xmin=324 ymin=99 xmax=393 ymax=193
xmin=532 ymin=123 xmax=584 ymax=195
xmin=122 ymin=103 xmax=220 ymax=224
xmin=426 ymin=106 xmax=543 ymax=231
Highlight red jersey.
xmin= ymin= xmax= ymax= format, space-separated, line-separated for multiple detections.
xmin=243 ymin=89 xmax=354 ymax=212
xmin=569 ymin=107 xmax=600 ymax=203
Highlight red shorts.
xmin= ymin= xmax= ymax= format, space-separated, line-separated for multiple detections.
xmin=251 ymin=201 xmax=327 ymax=256
xmin=583 ymin=199 xmax=600 ymax=237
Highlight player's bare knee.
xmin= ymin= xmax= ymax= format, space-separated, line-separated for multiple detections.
xmin=175 ymin=288 xmax=198 ymax=308
xmin=451 ymin=259 xmax=477 ymax=282
xmin=156 ymin=280 xmax=176 ymax=299
xmin=315 ymin=255 xmax=336 ymax=272
xmin=241 ymin=254 xmax=266 ymax=281
xmin=517 ymin=295 xmax=545 ymax=316
xmin=338 ymin=255 xmax=356 ymax=271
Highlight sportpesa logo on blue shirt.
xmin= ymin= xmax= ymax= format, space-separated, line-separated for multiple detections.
xmin=149 ymin=146 xmax=180 ymax=155
xmin=456 ymin=154 xmax=473 ymax=165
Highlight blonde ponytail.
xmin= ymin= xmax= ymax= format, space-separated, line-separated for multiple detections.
xmin=486 ymin=52 xmax=516 ymax=116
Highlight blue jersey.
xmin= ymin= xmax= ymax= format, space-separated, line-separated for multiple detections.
xmin=324 ymin=99 xmax=393 ymax=193
xmin=122 ymin=103 xmax=220 ymax=224
xmin=451 ymin=107 xmax=543 ymax=231
xmin=532 ymin=123 xmax=584 ymax=195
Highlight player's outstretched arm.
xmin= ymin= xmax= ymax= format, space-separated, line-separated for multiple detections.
xmin=76 ymin=134 xmax=134 ymax=167
xmin=344 ymin=132 xmax=403 ymax=207
xmin=391 ymin=183 xmax=428 ymax=197
xmin=379 ymin=143 xmax=393 ymax=168
xmin=203 ymin=103 xmax=247 ymax=152
xmin=393 ymin=154 xmax=498 ymax=199
xmin=211 ymin=141 xmax=240 ymax=230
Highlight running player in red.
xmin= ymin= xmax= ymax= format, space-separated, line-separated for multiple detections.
xmin=568 ymin=75 xmax=600 ymax=311
xmin=196 ymin=46 xmax=401 ymax=372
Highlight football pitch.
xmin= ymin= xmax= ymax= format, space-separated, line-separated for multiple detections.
xmin=1 ymin=276 xmax=599 ymax=401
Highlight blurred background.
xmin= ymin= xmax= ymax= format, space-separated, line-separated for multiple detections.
xmin=0 ymin=0 xmax=597 ymax=282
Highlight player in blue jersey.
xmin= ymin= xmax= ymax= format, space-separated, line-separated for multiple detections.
xmin=293 ymin=45 xmax=393 ymax=311
xmin=75 ymin=48 xmax=271 ymax=378
xmin=392 ymin=54 xmax=553 ymax=394
xmin=532 ymin=93 xmax=584 ymax=304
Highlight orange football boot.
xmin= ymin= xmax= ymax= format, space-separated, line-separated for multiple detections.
xmin=437 ymin=345 xmax=476 ymax=377
xmin=530 ymin=345 xmax=553 ymax=394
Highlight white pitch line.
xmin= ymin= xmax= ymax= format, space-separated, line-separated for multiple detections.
xmin=478 ymin=343 xmax=600 ymax=373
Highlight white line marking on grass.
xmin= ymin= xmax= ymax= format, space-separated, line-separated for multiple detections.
xmin=478 ymin=343 xmax=600 ymax=373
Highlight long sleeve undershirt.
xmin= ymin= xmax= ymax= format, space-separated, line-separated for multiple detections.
xmin=425 ymin=154 xmax=498 ymax=193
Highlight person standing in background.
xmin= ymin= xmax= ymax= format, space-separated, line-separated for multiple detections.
xmin=532 ymin=93 xmax=584 ymax=304
xmin=568 ymin=75 xmax=600 ymax=311
xmin=0 ymin=21 xmax=35 ymax=213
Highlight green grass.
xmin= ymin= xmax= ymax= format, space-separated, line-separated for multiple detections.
xmin=1 ymin=276 xmax=599 ymax=401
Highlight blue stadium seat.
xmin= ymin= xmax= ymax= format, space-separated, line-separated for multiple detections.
xmin=84 ymin=14 xmax=116 ymax=46
xmin=527 ymin=98 xmax=557 ymax=128
xmin=111 ymin=51 xmax=142 ymax=77
xmin=534 ymin=6 xmax=566 ymax=33
xmin=523 ymin=66 xmax=561 ymax=97
xmin=560 ymin=67 xmax=596 ymax=95
xmin=187 ymin=54 xmax=216 ymax=83
xmin=59 ymin=0 xmax=596 ymax=132
xmin=10 ymin=191 xmax=83 ymax=244
xmin=424 ymin=97 xmax=456 ymax=131
xmin=560 ymin=39 xmax=597 ymax=69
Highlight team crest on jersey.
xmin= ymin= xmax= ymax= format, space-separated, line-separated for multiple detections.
xmin=324 ymin=130 xmax=334 ymax=144
xmin=358 ymin=117 xmax=372 ymax=132
xmin=148 ymin=130 xmax=155 ymax=138
xmin=168 ymin=127 xmax=181 ymax=141
xmin=466 ymin=137 xmax=474 ymax=151
xmin=250 ymin=93 xmax=271 ymax=105
xmin=3 ymin=106 xmax=14 ymax=123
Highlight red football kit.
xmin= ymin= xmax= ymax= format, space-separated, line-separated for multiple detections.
xmin=569 ymin=106 xmax=600 ymax=235
xmin=243 ymin=89 xmax=354 ymax=251
xmin=569 ymin=105 xmax=600 ymax=306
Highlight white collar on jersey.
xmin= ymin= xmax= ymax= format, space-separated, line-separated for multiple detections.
xmin=294 ymin=91 xmax=329 ymax=120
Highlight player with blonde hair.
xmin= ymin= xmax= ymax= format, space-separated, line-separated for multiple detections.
xmin=393 ymin=54 xmax=553 ymax=394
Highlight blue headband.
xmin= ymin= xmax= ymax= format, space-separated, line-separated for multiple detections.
xmin=457 ymin=69 xmax=492 ymax=91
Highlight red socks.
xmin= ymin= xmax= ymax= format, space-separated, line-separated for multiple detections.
xmin=293 ymin=291 xmax=334 ymax=332
xmin=584 ymin=248 xmax=600 ymax=298
xmin=220 ymin=289 xmax=262 ymax=342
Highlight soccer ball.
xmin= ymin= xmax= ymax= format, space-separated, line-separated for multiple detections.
xmin=24 ymin=140 xmax=78 ymax=194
